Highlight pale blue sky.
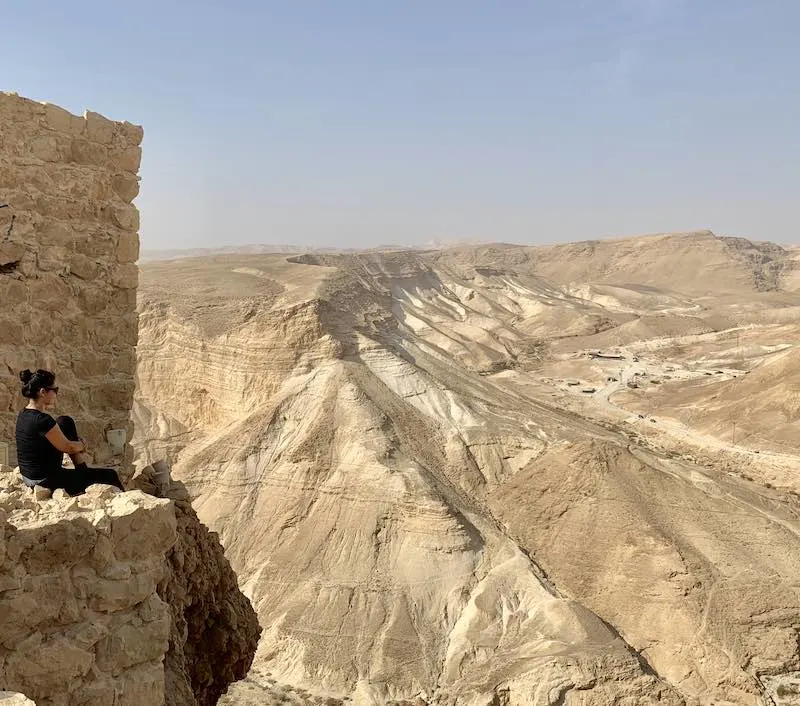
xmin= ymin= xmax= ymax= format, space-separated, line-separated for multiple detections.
xmin=3 ymin=1 xmax=798 ymax=249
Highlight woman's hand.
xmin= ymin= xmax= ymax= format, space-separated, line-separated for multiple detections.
xmin=46 ymin=425 xmax=87 ymax=455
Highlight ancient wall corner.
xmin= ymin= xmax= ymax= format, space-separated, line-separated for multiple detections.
xmin=0 ymin=92 xmax=143 ymax=477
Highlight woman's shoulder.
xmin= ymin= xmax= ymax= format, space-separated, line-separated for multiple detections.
xmin=18 ymin=408 xmax=52 ymax=418
xmin=17 ymin=408 xmax=55 ymax=428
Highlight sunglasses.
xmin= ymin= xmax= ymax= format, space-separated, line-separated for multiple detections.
xmin=44 ymin=386 xmax=59 ymax=393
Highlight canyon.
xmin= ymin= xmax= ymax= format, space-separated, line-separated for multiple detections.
xmin=134 ymin=231 xmax=800 ymax=705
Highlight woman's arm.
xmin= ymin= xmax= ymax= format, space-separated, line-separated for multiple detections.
xmin=44 ymin=425 xmax=86 ymax=455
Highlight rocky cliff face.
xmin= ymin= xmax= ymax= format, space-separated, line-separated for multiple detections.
xmin=131 ymin=467 xmax=262 ymax=706
xmin=0 ymin=466 xmax=259 ymax=705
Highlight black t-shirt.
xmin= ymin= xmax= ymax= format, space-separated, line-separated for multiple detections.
xmin=15 ymin=409 xmax=62 ymax=481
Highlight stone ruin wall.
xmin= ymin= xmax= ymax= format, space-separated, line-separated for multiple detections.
xmin=0 ymin=487 xmax=178 ymax=705
xmin=0 ymin=92 xmax=141 ymax=474
xmin=0 ymin=473 xmax=261 ymax=706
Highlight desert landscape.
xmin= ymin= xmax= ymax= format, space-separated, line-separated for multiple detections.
xmin=132 ymin=230 xmax=800 ymax=705
xmin=4 ymin=2 xmax=799 ymax=702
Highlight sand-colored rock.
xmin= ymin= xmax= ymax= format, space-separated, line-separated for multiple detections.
xmin=130 ymin=465 xmax=262 ymax=706
xmin=0 ymin=469 xmax=259 ymax=705
xmin=0 ymin=486 xmax=175 ymax=705
xmin=0 ymin=92 xmax=141 ymax=473
xmin=134 ymin=235 xmax=800 ymax=704
xmin=0 ymin=693 xmax=35 ymax=706
xmin=0 ymin=93 xmax=259 ymax=705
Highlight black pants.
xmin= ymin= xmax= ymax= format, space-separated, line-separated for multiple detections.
xmin=36 ymin=416 xmax=124 ymax=495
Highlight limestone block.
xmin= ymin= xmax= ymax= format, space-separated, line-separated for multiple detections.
xmin=109 ymin=204 xmax=139 ymax=231
xmin=67 ymin=252 xmax=102 ymax=280
xmin=39 ymin=221 xmax=75 ymax=247
xmin=137 ymin=593 xmax=168 ymax=623
xmin=70 ymin=139 xmax=108 ymax=167
xmin=110 ymin=287 xmax=138 ymax=314
xmin=75 ymin=561 xmax=159 ymax=613
xmin=111 ymin=347 xmax=137 ymax=375
xmin=20 ymin=572 xmax=74 ymax=626
xmin=0 ymin=316 xmax=24 ymax=347
xmin=36 ymin=245 xmax=70 ymax=274
xmin=89 ymin=534 xmax=114 ymax=571
xmin=26 ymin=275 xmax=72 ymax=312
xmin=0 ymin=279 xmax=26 ymax=308
xmin=72 ymin=351 xmax=112 ymax=379
xmin=0 ymin=189 xmax=36 ymax=213
xmin=43 ymin=103 xmax=74 ymax=133
xmin=69 ymin=115 xmax=87 ymax=136
xmin=4 ymin=634 xmax=94 ymax=698
xmin=70 ymin=678 xmax=115 ymax=706
xmin=24 ymin=319 xmax=60 ymax=352
xmin=95 ymin=613 xmax=171 ymax=674
xmin=71 ymin=228 xmax=115 ymax=258
xmin=77 ymin=286 xmax=111 ymax=316
xmin=115 ymin=663 xmax=164 ymax=706
xmin=110 ymin=173 xmax=140 ymax=204
xmin=42 ymin=194 xmax=100 ymax=221
xmin=115 ymin=234 xmax=140 ymax=264
xmin=85 ymin=484 xmax=121 ymax=501
xmin=28 ymin=135 xmax=60 ymax=162
xmin=0 ymin=242 xmax=26 ymax=267
xmin=109 ymin=146 xmax=142 ymax=173
xmin=118 ymin=122 xmax=144 ymax=146
xmin=88 ymin=380 xmax=136 ymax=412
xmin=111 ymin=262 xmax=139 ymax=290
xmin=8 ymin=518 xmax=96 ymax=575
xmin=84 ymin=111 xmax=115 ymax=145
xmin=108 ymin=492 xmax=176 ymax=561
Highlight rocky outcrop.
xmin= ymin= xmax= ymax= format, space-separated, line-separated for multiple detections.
xmin=0 ymin=93 xmax=259 ymax=705
xmin=0 ymin=477 xmax=175 ymax=705
xmin=0 ymin=466 xmax=259 ymax=705
xmin=131 ymin=466 xmax=262 ymax=706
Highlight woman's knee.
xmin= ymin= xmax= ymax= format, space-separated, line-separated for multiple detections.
xmin=55 ymin=415 xmax=79 ymax=441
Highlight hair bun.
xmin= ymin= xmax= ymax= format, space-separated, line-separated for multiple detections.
xmin=19 ymin=369 xmax=33 ymax=384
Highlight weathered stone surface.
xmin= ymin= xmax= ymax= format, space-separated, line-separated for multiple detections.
xmin=131 ymin=466 xmax=262 ymax=706
xmin=0 ymin=92 xmax=141 ymax=474
xmin=0 ymin=462 xmax=256 ymax=706
xmin=0 ymin=692 xmax=35 ymax=706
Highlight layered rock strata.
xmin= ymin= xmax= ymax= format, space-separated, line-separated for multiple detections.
xmin=135 ymin=246 xmax=800 ymax=705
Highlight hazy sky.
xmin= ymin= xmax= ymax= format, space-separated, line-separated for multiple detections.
xmin=3 ymin=1 xmax=799 ymax=249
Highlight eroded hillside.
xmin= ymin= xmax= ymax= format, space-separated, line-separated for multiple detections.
xmin=134 ymin=232 xmax=800 ymax=706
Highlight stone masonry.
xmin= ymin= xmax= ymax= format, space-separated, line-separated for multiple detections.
xmin=0 ymin=92 xmax=142 ymax=474
xmin=0 ymin=482 xmax=178 ymax=705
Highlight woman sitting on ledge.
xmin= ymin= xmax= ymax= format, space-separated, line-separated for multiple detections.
xmin=15 ymin=368 xmax=124 ymax=498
